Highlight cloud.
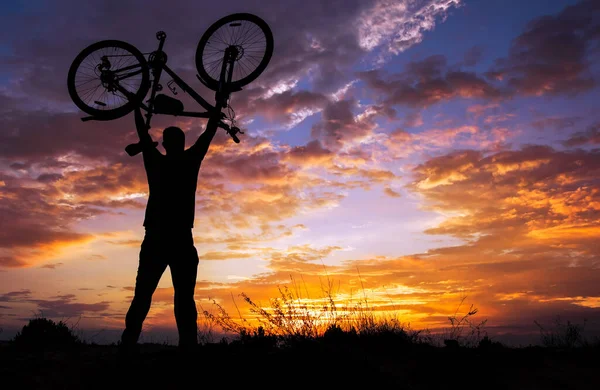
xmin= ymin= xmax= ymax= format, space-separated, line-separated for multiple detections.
xmin=463 ymin=45 xmax=485 ymax=67
xmin=358 ymin=1 xmax=600 ymax=113
xmin=0 ymin=0 xmax=459 ymax=271
xmin=0 ymin=148 xmax=159 ymax=268
xmin=1 ymin=0 xmax=461 ymax=121
xmin=28 ymin=294 xmax=111 ymax=318
xmin=202 ymin=143 xmax=296 ymax=185
xmin=0 ymin=290 xmax=32 ymax=302
xmin=531 ymin=116 xmax=581 ymax=132
xmin=383 ymin=187 xmax=401 ymax=198
xmin=246 ymin=89 xmax=330 ymax=128
xmin=7 ymin=0 xmax=600 ymax=342
xmin=1 ymin=104 xmax=399 ymax=269
xmin=562 ymin=122 xmax=600 ymax=147
xmin=54 ymin=163 xmax=148 ymax=207
xmin=284 ymin=140 xmax=335 ymax=166
xmin=344 ymin=144 xmax=598 ymax=329
xmin=486 ymin=0 xmax=600 ymax=96
xmin=403 ymin=111 xmax=424 ymax=128
xmin=357 ymin=0 xmax=461 ymax=55
xmin=410 ymin=144 xmax=600 ymax=216
xmin=39 ymin=262 xmax=64 ymax=269
xmin=0 ymin=170 xmax=101 ymax=267
xmin=384 ymin=124 xmax=513 ymax=161
xmin=358 ymin=55 xmax=505 ymax=109
xmin=198 ymin=251 xmax=255 ymax=261
xmin=0 ymin=105 xmax=135 ymax=162
xmin=249 ymin=0 xmax=461 ymax=92
xmin=310 ymin=99 xmax=386 ymax=150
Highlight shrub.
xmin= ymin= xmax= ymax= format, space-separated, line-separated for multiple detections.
xmin=12 ymin=317 xmax=81 ymax=349
xmin=534 ymin=317 xmax=587 ymax=349
xmin=478 ymin=335 xmax=504 ymax=350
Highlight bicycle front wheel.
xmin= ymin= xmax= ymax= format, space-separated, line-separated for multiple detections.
xmin=67 ymin=40 xmax=150 ymax=120
xmin=195 ymin=13 xmax=274 ymax=91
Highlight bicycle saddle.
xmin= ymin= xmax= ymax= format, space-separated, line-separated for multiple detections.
xmin=153 ymin=94 xmax=184 ymax=115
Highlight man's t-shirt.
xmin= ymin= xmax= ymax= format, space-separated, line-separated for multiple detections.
xmin=141 ymin=138 xmax=209 ymax=229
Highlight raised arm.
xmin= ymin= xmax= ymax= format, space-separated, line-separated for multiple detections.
xmin=134 ymin=106 xmax=159 ymax=152
xmin=123 ymin=90 xmax=160 ymax=157
xmin=187 ymin=109 xmax=221 ymax=161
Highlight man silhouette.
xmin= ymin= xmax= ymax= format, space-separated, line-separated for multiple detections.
xmin=120 ymin=104 xmax=219 ymax=352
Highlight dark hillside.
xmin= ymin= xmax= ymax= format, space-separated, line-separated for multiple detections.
xmin=1 ymin=336 xmax=599 ymax=389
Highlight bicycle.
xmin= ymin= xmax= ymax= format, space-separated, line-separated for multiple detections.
xmin=67 ymin=13 xmax=274 ymax=156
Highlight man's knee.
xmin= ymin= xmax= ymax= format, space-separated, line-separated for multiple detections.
xmin=171 ymin=266 xmax=198 ymax=296
xmin=131 ymin=290 xmax=154 ymax=307
xmin=174 ymin=291 xmax=196 ymax=307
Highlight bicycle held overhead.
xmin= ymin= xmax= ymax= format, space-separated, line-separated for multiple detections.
xmin=67 ymin=13 xmax=274 ymax=155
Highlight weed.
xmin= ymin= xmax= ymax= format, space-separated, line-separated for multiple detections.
xmin=202 ymin=273 xmax=451 ymax=348
xmin=534 ymin=316 xmax=588 ymax=349
xmin=440 ymin=296 xmax=488 ymax=348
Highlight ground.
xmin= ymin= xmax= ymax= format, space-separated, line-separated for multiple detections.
xmin=1 ymin=339 xmax=599 ymax=389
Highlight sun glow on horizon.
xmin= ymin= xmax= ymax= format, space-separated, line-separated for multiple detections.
xmin=1 ymin=0 xmax=600 ymax=346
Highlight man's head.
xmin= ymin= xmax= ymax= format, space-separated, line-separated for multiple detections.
xmin=162 ymin=126 xmax=185 ymax=155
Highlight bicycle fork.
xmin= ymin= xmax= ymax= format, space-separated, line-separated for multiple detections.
xmin=213 ymin=46 xmax=243 ymax=142
xmin=215 ymin=46 xmax=238 ymax=110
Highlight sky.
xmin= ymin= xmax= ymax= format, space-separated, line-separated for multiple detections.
xmin=1 ymin=0 xmax=599 ymax=346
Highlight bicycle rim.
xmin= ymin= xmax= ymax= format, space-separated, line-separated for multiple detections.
xmin=195 ymin=13 xmax=274 ymax=91
xmin=67 ymin=40 xmax=150 ymax=120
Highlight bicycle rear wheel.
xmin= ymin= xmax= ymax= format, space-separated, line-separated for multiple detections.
xmin=195 ymin=13 xmax=274 ymax=91
xmin=67 ymin=40 xmax=150 ymax=120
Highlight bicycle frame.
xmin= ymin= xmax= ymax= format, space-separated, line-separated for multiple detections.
xmin=81 ymin=31 xmax=240 ymax=140
xmin=132 ymin=62 xmax=217 ymax=123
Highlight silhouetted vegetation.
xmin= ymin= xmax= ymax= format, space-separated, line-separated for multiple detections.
xmin=535 ymin=316 xmax=599 ymax=349
xmin=12 ymin=317 xmax=81 ymax=350
xmin=1 ymin=286 xmax=599 ymax=389
xmin=200 ymin=277 xmax=490 ymax=350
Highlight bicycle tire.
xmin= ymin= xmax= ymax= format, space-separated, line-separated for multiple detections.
xmin=195 ymin=13 xmax=274 ymax=91
xmin=67 ymin=40 xmax=150 ymax=120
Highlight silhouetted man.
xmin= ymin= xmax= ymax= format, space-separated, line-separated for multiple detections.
xmin=120 ymin=105 xmax=219 ymax=352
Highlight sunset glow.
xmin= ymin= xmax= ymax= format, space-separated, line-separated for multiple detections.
xmin=1 ymin=0 xmax=599 ymax=345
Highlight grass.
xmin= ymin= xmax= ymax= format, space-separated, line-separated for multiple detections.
xmin=199 ymin=275 xmax=489 ymax=350
xmin=7 ymin=275 xmax=597 ymax=352
xmin=534 ymin=317 xmax=599 ymax=349
xmin=2 ymin=276 xmax=600 ymax=389
xmin=199 ymin=275 xmax=600 ymax=353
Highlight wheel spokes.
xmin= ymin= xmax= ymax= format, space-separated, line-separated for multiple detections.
xmin=74 ymin=46 xmax=144 ymax=111
xmin=202 ymin=19 xmax=268 ymax=83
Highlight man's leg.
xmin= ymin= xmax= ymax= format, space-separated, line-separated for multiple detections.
xmin=169 ymin=234 xmax=199 ymax=349
xmin=121 ymin=234 xmax=167 ymax=346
